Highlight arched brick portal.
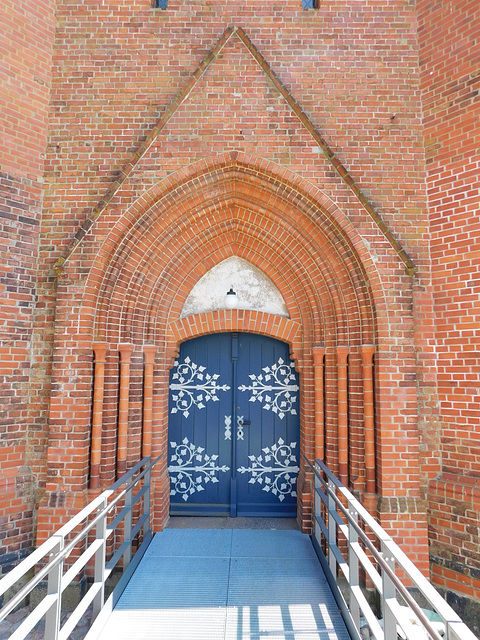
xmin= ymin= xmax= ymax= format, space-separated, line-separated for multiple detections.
xmin=38 ymin=155 xmax=429 ymax=571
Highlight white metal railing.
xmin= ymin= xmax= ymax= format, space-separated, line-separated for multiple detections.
xmin=305 ymin=457 xmax=478 ymax=640
xmin=0 ymin=455 xmax=162 ymax=640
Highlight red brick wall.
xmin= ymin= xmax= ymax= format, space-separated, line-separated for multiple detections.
xmin=0 ymin=1 xmax=55 ymax=566
xmin=0 ymin=3 xmax=54 ymax=180
xmin=29 ymin=0 xmax=433 ymax=571
xmin=417 ymin=0 xmax=480 ymax=601
xmin=3 ymin=0 xmax=480 ymax=617
xmin=7 ymin=0 xmax=472 ymax=590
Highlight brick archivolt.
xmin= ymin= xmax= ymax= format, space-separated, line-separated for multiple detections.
xmin=86 ymin=156 xmax=379 ymax=350
xmin=73 ymin=156 xmax=384 ymax=524
xmin=40 ymin=155 xmax=424 ymax=537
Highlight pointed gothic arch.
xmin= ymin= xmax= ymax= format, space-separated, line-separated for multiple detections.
xmin=79 ymin=153 xmax=386 ymax=527
xmin=40 ymin=153 xmax=423 ymax=538
xmin=86 ymin=153 xmax=382 ymax=347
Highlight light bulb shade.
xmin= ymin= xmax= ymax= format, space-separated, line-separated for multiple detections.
xmin=225 ymin=287 xmax=238 ymax=309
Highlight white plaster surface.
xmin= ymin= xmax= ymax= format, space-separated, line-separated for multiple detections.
xmin=180 ymin=257 xmax=289 ymax=318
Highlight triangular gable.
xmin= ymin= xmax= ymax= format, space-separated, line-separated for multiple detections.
xmin=54 ymin=26 xmax=415 ymax=275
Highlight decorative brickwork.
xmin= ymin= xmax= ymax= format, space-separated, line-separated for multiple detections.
xmin=37 ymin=151 xmax=428 ymax=569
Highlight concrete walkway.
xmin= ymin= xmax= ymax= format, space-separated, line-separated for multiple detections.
xmin=90 ymin=528 xmax=351 ymax=640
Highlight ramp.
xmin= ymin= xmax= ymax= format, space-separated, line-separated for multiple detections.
xmin=89 ymin=529 xmax=350 ymax=640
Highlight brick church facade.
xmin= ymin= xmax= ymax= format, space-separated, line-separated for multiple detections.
xmin=1 ymin=0 xmax=479 ymax=622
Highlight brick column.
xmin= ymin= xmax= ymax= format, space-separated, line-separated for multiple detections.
xmin=361 ymin=345 xmax=376 ymax=494
xmin=90 ymin=342 xmax=108 ymax=490
xmin=118 ymin=343 xmax=134 ymax=477
xmin=336 ymin=346 xmax=350 ymax=485
xmin=312 ymin=346 xmax=326 ymax=461
xmin=142 ymin=345 xmax=157 ymax=458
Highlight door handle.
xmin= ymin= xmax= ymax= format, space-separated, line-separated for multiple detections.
xmin=236 ymin=416 xmax=250 ymax=440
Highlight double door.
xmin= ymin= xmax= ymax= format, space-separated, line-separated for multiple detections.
xmin=168 ymin=333 xmax=300 ymax=516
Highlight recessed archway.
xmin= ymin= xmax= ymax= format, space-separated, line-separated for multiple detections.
xmin=40 ymin=154 xmax=425 ymax=540
xmin=83 ymin=154 xmax=381 ymax=529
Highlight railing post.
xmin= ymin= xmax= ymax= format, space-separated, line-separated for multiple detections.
xmin=328 ymin=477 xmax=337 ymax=578
xmin=123 ymin=480 xmax=133 ymax=569
xmin=45 ymin=535 xmax=64 ymax=640
xmin=314 ymin=472 xmax=321 ymax=544
xmin=381 ymin=540 xmax=397 ymax=640
xmin=143 ymin=458 xmax=152 ymax=539
xmin=93 ymin=497 xmax=107 ymax=619
xmin=347 ymin=499 xmax=361 ymax=633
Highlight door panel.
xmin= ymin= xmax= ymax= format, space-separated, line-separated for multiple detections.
xmin=235 ymin=334 xmax=299 ymax=516
xmin=168 ymin=333 xmax=233 ymax=514
xmin=168 ymin=333 xmax=300 ymax=516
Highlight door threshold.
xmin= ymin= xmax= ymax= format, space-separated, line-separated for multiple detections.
xmin=166 ymin=516 xmax=299 ymax=530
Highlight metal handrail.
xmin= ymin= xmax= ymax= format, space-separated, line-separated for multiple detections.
xmin=0 ymin=455 xmax=162 ymax=640
xmin=307 ymin=460 xmax=441 ymax=640
xmin=304 ymin=457 xmax=478 ymax=640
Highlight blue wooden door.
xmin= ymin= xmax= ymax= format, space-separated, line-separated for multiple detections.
xmin=168 ymin=333 xmax=300 ymax=516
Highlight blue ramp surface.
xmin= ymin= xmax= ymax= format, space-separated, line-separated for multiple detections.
xmin=92 ymin=529 xmax=350 ymax=640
